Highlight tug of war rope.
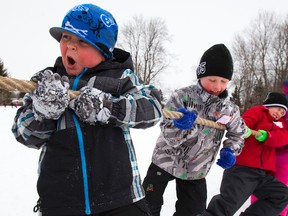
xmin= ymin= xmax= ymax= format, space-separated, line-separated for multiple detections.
xmin=0 ymin=76 xmax=260 ymax=136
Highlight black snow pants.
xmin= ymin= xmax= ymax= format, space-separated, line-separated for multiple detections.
xmin=143 ymin=162 xmax=207 ymax=216
xmin=202 ymin=165 xmax=288 ymax=216
xmin=38 ymin=199 xmax=151 ymax=216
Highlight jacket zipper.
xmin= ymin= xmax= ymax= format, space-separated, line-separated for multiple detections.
xmin=71 ymin=68 xmax=91 ymax=215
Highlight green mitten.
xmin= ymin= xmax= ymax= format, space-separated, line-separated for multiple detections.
xmin=255 ymin=130 xmax=268 ymax=142
xmin=244 ymin=126 xmax=252 ymax=138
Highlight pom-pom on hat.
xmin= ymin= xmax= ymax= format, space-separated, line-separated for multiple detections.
xmin=49 ymin=4 xmax=118 ymax=59
xmin=263 ymin=92 xmax=288 ymax=111
xmin=196 ymin=44 xmax=233 ymax=80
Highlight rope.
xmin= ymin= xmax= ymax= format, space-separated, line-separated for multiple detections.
xmin=162 ymin=109 xmax=226 ymax=130
xmin=162 ymin=109 xmax=261 ymax=137
xmin=0 ymin=76 xmax=261 ymax=136
xmin=0 ymin=76 xmax=79 ymax=99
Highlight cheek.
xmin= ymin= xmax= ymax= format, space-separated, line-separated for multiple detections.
xmin=79 ymin=55 xmax=97 ymax=67
xmin=201 ymin=80 xmax=210 ymax=90
xmin=269 ymin=110 xmax=276 ymax=117
xmin=202 ymin=81 xmax=218 ymax=92
xmin=79 ymin=50 xmax=104 ymax=68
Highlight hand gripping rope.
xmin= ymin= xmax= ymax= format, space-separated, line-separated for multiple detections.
xmin=0 ymin=76 xmax=80 ymax=99
xmin=162 ymin=109 xmax=260 ymax=136
xmin=0 ymin=76 xmax=260 ymax=136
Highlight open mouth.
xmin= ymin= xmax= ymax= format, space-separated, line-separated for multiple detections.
xmin=67 ymin=56 xmax=76 ymax=66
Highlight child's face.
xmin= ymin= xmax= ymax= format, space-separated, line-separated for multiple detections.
xmin=268 ymin=107 xmax=286 ymax=120
xmin=60 ymin=32 xmax=105 ymax=76
xmin=199 ymin=76 xmax=229 ymax=96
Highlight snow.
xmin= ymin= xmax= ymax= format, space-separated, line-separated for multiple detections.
xmin=0 ymin=107 xmax=248 ymax=215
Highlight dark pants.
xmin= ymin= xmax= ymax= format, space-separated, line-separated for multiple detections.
xmin=39 ymin=199 xmax=151 ymax=216
xmin=143 ymin=163 xmax=207 ymax=216
xmin=202 ymin=165 xmax=288 ymax=216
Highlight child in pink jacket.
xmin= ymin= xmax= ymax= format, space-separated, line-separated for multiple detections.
xmin=274 ymin=145 xmax=288 ymax=216
xmin=273 ymin=81 xmax=288 ymax=216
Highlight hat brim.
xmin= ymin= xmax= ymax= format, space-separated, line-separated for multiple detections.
xmin=264 ymin=104 xmax=288 ymax=111
xmin=49 ymin=27 xmax=66 ymax=42
xmin=49 ymin=27 xmax=107 ymax=58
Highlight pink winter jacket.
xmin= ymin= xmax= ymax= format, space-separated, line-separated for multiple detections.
xmin=275 ymin=111 xmax=288 ymax=174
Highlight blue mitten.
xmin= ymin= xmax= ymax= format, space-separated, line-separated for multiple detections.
xmin=173 ymin=108 xmax=197 ymax=130
xmin=216 ymin=147 xmax=236 ymax=169
xmin=69 ymin=86 xmax=112 ymax=124
xmin=31 ymin=70 xmax=69 ymax=120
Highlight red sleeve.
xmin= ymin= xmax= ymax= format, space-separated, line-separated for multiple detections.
xmin=263 ymin=121 xmax=288 ymax=148
xmin=242 ymin=106 xmax=261 ymax=129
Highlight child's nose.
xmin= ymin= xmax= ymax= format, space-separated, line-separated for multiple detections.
xmin=67 ymin=41 xmax=77 ymax=51
xmin=213 ymin=83 xmax=221 ymax=91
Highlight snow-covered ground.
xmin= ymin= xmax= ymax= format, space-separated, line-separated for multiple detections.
xmin=0 ymin=107 xmax=248 ymax=215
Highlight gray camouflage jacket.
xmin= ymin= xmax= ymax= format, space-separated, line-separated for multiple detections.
xmin=152 ymin=82 xmax=246 ymax=180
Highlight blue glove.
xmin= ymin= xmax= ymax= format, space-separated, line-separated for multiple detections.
xmin=216 ymin=147 xmax=236 ymax=169
xmin=31 ymin=70 xmax=70 ymax=120
xmin=69 ymin=86 xmax=112 ymax=124
xmin=173 ymin=108 xmax=197 ymax=130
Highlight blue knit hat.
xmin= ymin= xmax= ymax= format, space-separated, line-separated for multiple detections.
xmin=50 ymin=4 xmax=118 ymax=59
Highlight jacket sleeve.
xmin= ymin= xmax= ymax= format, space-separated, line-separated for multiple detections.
xmin=222 ymin=106 xmax=246 ymax=155
xmin=263 ymin=128 xmax=288 ymax=148
xmin=156 ymin=90 xmax=196 ymax=148
xmin=11 ymin=94 xmax=57 ymax=149
xmin=241 ymin=106 xmax=260 ymax=129
xmin=95 ymin=69 xmax=162 ymax=128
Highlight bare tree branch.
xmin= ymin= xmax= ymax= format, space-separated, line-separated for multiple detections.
xmin=232 ymin=11 xmax=288 ymax=111
xmin=118 ymin=15 xmax=171 ymax=85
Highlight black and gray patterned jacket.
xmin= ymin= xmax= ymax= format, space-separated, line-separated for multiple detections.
xmin=11 ymin=48 xmax=162 ymax=215
xmin=152 ymin=82 xmax=246 ymax=180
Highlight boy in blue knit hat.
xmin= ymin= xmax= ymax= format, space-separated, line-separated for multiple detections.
xmin=12 ymin=3 xmax=162 ymax=216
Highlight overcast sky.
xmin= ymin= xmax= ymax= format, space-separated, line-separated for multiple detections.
xmin=1 ymin=0 xmax=288 ymax=90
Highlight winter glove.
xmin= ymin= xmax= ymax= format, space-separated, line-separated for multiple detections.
xmin=69 ymin=86 xmax=112 ymax=124
xmin=244 ymin=126 xmax=252 ymax=138
xmin=216 ymin=147 xmax=236 ymax=169
xmin=255 ymin=130 xmax=268 ymax=142
xmin=173 ymin=108 xmax=197 ymax=130
xmin=31 ymin=70 xmax=69 ymax=120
